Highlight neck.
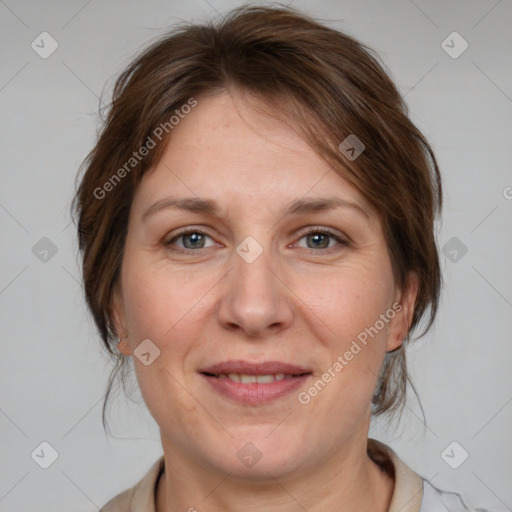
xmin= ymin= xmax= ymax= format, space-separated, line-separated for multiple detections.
xmin=156 ymin=435 xmax=394 ymax=512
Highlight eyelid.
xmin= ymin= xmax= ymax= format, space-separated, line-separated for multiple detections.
xmin=294 ymin=225 xmax=350 ymax=242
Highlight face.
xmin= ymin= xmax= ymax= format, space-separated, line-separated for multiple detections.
xmin=113 ymin=91 xmax=416 ymax=479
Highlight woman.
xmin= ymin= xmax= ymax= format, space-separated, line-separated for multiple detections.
xmin=73 ymin=5 xmax=493 ymax=512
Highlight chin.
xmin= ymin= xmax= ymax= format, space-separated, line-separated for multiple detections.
xmin=210 ymin=429 xmax=308 ymax=479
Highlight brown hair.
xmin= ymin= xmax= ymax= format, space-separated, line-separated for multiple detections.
xmin=72 ymin=4 xmax=442 ymax=429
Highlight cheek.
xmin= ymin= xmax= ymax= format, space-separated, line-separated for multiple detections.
xmin=121 ymin=256 xmax=216 ymax=342
xmin=295 ymin=261 xmax=393 ymax=407
xmin=121 ymin=262 xmax=209 ymax=429
xmin=298 ymin=262 xmax=394 ymax=346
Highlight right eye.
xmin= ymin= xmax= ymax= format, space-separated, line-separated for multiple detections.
xmin=166 ymin=229 xmax=217 ymax=252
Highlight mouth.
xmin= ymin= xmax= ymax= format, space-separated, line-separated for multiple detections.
xmin=203 ymin=373 xmax=301 ymax=383
xmin=199 ymin=360 xmax=312 ymax=405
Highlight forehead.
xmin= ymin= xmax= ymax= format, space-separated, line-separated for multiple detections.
xmin=131 ymin=92 xmax=375 ymax=221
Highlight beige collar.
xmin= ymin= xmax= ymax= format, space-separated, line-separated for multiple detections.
xmin=368 ymin=438 xmax=424 ymax=512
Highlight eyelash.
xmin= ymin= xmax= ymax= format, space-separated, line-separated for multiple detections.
xmin=165 ymin=226 xmax=350 ymax=255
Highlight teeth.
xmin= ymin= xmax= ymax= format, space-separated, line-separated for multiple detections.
xmin=255 ymin=374 xmax=274 ymax=384
xmin=217 ymin=373 xmax=291 ymax=383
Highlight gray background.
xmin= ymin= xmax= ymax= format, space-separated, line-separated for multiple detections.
xmin=1 ymin=0 xmax=511 ymax=510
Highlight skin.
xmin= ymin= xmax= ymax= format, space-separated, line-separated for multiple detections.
xmin=113 ymin=91 xmax=418 ymax=512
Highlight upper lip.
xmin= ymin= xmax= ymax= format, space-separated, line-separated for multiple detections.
xmin=199 ymin=360 xmax=311 ymax=376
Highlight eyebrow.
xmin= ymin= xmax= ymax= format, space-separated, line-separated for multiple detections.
xmin=142 ymin=196 xmax=371 ymax=222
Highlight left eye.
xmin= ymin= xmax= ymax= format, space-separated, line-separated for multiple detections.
xmin=296 ymin=230 xmax=345 ymax=250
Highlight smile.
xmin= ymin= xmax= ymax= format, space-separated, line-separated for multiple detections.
xmin=209 ymin=373 xmax=293 ymax=383
xmin=199 ymin=360 xmax=312 ymax=404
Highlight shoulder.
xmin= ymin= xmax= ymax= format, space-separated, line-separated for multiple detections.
xmin=367 ymin=438 xmax=497 ymax=512
xmin=100 ymin=487 xmax=135 ymax=511
xmin=99 ymin=455 xmax=165 ymax=512
xmin=420 ymin=479 xmax=498 ymax=512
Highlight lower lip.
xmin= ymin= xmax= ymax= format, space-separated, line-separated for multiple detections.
xmin=201 ymin=374 xmax=310 ymax=405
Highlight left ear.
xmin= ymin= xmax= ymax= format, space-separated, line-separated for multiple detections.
xmin=386 ymin=272 xmax=419 ymax=352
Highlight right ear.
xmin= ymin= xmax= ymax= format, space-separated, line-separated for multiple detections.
xmin=111 ymin=286 xmax=132 ymax=356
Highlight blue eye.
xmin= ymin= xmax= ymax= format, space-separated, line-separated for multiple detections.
xmin=168 ymin=230 xmax=215 ymax=250
xmin=296 ymin=229 xmax=348 ymax=252
xmin=303 ymin=232 xmax=333 ymax=249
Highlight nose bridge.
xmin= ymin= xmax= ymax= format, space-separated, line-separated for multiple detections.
xmin=218 ymin=237 xmax=293 ymax=336
xmin=234 ymin=243 xmax=275 ymax=303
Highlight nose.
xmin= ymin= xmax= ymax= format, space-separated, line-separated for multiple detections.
xmin=217 ymin=244 xmax=294 ymax=338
